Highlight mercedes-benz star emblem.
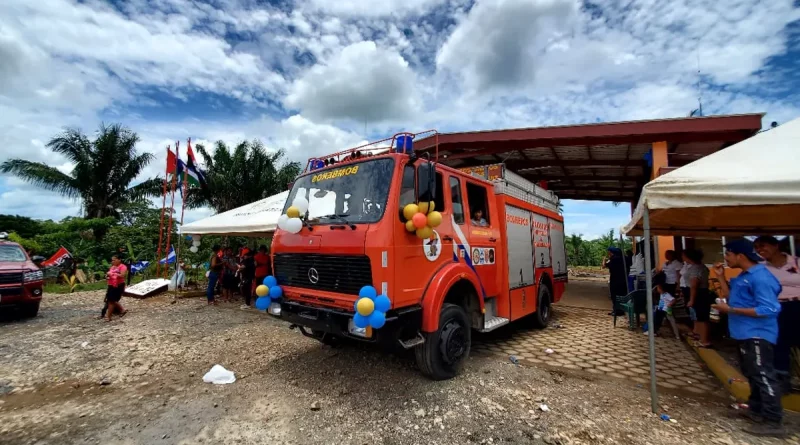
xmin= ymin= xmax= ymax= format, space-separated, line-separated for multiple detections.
xmin=308 ymin=267 xmax=319 ymax=284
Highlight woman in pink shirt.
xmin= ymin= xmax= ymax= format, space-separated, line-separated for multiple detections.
xmin=754 ymin=235 xmax=800 ymax=389
xmin=105 ymin=254 xmax=128 ymax=321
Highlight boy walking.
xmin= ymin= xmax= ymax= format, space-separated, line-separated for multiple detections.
xmin=712 ymin=239 xmax=784 ymax=437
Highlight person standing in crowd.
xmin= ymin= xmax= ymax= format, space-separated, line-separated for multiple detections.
xmin=104 ymin=255 xmax=128 ymax=321
xmin=602 ymin=247 xmax=628 ymax=316
xmin=662 ymin=250 xmax=682 ymax=296
xmin=754 ymin=235 xmax=800 ymax=392
xmin=682 ymin=249 xmax=712 ymax=348
xmin=254 ymin=245 xmax=271 ymax=289
xmin=221 ymin=247 xmax=238 ymax=302
xmin=207 ymin=245 xmax=223 ymax=305
xmin=712 ymin=239 xmax=784 ymax=437
xmin=629 ymin=245 xmax=645 ymax=290
xmin=651 ymin=273 xmax=680 ymax=339
xmin=238 ymin=248 xmax=256 ymax=309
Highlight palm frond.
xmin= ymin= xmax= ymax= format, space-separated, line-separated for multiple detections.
xmin=0 ymin=159 xmax=79 ymax=199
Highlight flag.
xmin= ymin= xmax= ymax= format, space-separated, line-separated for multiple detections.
xmin=41 ymin=246 xmax=72 ymax=267
xmin=167 ymin=148 xmax=177 ymax=174
xmin=185 ymin=139 xmax=208 ymax=189
xmin=159 ymin=246 xmax=176 ymax=265
xmin=130 ymin=261 xmax=150 ymax=274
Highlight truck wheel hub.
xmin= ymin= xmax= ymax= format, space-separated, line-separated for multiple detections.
xmin=439 ymin=319 xmax=466 ymax=365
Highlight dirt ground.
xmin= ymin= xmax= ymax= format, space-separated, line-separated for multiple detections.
xmin=1 ymin=291 xmax=798 ymax=445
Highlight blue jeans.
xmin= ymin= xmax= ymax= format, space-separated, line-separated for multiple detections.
xmin=207 ymin=271 xmax=219 ymax=302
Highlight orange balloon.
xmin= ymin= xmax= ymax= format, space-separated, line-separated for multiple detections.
xmin=412 ymin=212 xmax=428 ymax=229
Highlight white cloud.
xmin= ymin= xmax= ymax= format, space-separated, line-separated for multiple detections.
xmin=303 ymin=0 xmax=450 ymax=17
xmin=286 ymin=41 xmax=420 ymax=123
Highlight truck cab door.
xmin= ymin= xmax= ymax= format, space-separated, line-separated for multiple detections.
xmin=463 ymin=180 xmax=501 ymax=299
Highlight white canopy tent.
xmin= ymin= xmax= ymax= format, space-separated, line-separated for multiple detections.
xmin=181 ymin=191 xmax=289 ymax=237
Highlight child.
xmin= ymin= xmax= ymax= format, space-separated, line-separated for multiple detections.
xmin=649 ymin=276 xmax=680 ymax=339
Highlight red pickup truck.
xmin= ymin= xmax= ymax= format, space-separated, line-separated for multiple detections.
xmin=0 ymin=239 xmax=44 ymax=318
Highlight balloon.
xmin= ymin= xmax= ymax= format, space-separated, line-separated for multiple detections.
xmin=185 ymin=235 xmax=192 ymax=241
xmin=405 ymin=220 xmax=416 ymax=232
xmin=277 ymin=214 xmax=289 ymax=230
xmin=286 ymin=206 xmax=300 ymax=219
xmin=191 ymin=234 xmax=201 ymax=242
xmin=418 ymin=201 xmax=435 ymax=214
xmin=416 ymin=226 xmax=432 ymax=239
xmin=268 ymin=285 xmax=283 ymax=300
xmin=403 ymin=203 xmax=419 ymax=221
xmin=358 ymin=285 xmax=377 ymax=300
xmin=412 ymin=212 xmax=427 ymax=229
xmin=255 ymin=297 xmax=270 ymax=311
xmin=285 ymin=217 xmax=303 ymax=234
xmin=255 ymin=285 xmax=269 ymax=297
xmin=292 ymin=196 xmax=309 ymax=214
xmin=353 ymin=313 xmax=369 ymax=329
xmin=192 ymin=239 xmax=202 ymax=247
xmin=356 ymin=297 xmax=375 ymax=316
xmin=374 ymin=295 xmax=390 ymax=313
xmin=368 ymin=311 xmax=386 ymax=329
xmin=189 ymin=246 xmax=198 ymax=253
xmin=263 ymin=276 xmax=278 ymax=288
xmin=427 ymin=211 xmax=442 ymax=228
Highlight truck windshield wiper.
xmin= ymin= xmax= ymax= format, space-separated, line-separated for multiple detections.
xmin=320 ymin=213 xmax=356 ymax=230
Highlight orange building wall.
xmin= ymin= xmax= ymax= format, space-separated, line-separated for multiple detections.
xmin=651 ymin=141 xmax=673 ymax=270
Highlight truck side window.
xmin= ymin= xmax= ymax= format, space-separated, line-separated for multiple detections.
xmin=466 ymin=182 xmax=490 ymax=227
xmin=399 ymin=164 xmax=416 ymax=221
xmin=449 ymin=176 xmax=465 ymax=224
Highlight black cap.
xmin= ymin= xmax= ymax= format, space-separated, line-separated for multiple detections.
xmin=724 ymin=239 xmax=762 ymax=263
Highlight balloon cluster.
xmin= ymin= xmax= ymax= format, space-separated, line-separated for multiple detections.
xmin=189 ymin=234 xmax=202 ymax=253
xmin=277 ymin=196 xmax=309 ymax=234
xmin=402 ymin=201 xmax=442 ymax=239
xmin=254 ymin=275 xmax=282 ymax=311
xmin=353 ymin=286 xmax=391 ymax=329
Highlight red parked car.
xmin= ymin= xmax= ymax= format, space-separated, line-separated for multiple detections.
xmin=0 ymin=237 xmax=44 ymax=318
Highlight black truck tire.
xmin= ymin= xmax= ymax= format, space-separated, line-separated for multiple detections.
xmin=415 ymin=303 xmax=471 ymax=380
xmin=531 ymin=285 xmax=552 ymax=329
xmin=21 ymin=302 xmax=40 ymax=318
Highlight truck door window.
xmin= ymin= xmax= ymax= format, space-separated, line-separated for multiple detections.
xmin=399 ymin=164 xmax=416 ymax=221
xmin=466 ymin=182 xmax=490 ymax=227
xmin=449 ymin=176 xmax=465 ymax=224
xmin=417 ymin=163 xmax=445 ymax=214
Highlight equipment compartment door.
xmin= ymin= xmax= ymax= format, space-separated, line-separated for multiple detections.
xmin=532 ymin=213 xmax=552 ymax=270
xmin=549 ymin=219 xmax=567 ymax=281
xmin=505 ymin=205 xmax=534 ymax=289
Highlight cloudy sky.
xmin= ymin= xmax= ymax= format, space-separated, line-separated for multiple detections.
xmin=1 ymin=0 xmax=799 ymax=239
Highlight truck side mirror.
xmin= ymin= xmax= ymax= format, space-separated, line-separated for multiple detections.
xmin=416 ymin=157 xmax=436 ymax=204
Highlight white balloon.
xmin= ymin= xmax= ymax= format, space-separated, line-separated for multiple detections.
xmin=292 ymin=196 xmax=309 ymax=214
xmin=191 ymin=234 xmax=201 ymax=242
xmin=192 ymin=239 xmax=201 ymax=247
xmin=189 ymin=246 xmax=198 ymax=253
xmin=285 ymin=217 xmax=303 ymax=234
xmin=277 ymin=214 xmax=289 ymax=230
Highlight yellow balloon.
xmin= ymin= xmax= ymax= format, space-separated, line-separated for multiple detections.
xmin=255 ymin=285 xmax=269 ymax=297
xmin=405 ymin=220 xmax=416 ymax=232
xmin=356 ymin=297 xmax=375 ymax=316
xmin=418 ymin=201 xmax=435 ymax=214
xmin=286 ymin=206 xmax=300 ymax=218
xmin=427 ymin=211 xmax=443 ymax=228
xmin=403 ymin=203 xmax=419 ymax=221
xmin=416 ymin=226 xmax=433 ymax=239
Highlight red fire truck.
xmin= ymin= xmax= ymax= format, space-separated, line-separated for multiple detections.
xmin=268 ymin=132 xmax=567 ymax=379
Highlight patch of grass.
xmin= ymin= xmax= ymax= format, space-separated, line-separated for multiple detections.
xmin=43 ymin=275 xmax=147 ymax=294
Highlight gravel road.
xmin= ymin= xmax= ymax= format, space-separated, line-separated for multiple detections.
xmin=0 ymin=291 xmax=796 ymax=445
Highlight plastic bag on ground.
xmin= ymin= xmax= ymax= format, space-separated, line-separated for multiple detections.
xmin=202 ymin=365 xmax=236 ymax=384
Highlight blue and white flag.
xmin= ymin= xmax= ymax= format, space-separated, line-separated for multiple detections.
xmin=159 ymin=246 xmax=176 ymax=265
xmin=130 ymin=261 xmax=150 ymax=274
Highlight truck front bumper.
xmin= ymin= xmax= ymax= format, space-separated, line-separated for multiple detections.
xmin=0 ymin=281 xmax=44 ymax=308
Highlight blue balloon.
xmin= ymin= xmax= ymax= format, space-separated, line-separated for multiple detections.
xmin=255 ymin=297 xmax=270 ymax=311
xmin=374 ymin=295 xmax=390 ymax=313
xmin=358 ymin=285 xmax=377 ymax=300
xmin=368 ymin=311 xmax=386 ymax=329
xmin=268 ymin=285 xmax=283 ymax=300
xmin=353 ymin=313 xmax=369 ymax=329
xmin=263 ymin=276 xmax=278 ymax=288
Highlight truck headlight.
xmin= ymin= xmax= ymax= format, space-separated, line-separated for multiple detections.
xmin=24 ymin=270 xmax=43 ymax=282
xmin=268 ymin=302 xmax=281 ymax=316
xmin=347 ymin=319 xmax=372 ymax=338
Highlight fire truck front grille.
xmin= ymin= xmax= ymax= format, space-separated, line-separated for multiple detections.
xmin=0 ymin=273 xmax=23 ymax=285
xmin=273 ymin=254 xmax=373 ymax=296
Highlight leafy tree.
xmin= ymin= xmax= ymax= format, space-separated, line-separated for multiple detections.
xmin=0 ymin=123 xmax=162 ymax=220
xmin=186 ymin=140 xmax=301 ymax=213
xmin=0 ymin=215 xmax=44 ymax=239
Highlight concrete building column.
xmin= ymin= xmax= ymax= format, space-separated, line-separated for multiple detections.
xmin=651 ymin=141 xmax=673 ymax=270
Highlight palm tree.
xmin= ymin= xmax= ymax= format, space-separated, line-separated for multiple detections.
xmin=1 ymin=124 xmax=161 ymax=219
xmin=186 ymin=140 xmax=301 ymax=213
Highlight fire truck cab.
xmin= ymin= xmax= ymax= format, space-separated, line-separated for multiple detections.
xmin=268 ymin=132 xmax=567 ymax=380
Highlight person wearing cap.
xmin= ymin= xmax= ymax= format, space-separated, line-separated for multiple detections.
xmin=712 ymin=239 xmax=783 ymax=437
xmin=602 ymin=247 xmax=628 ymax=316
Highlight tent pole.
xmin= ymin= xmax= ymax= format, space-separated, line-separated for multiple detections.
xmin=790 ymin=236 xmax=797 ymax=257
xmin=620 ymin=231 xmax=629 ymax=294
xmin=643 ymin=206 xmax=658 ymax=413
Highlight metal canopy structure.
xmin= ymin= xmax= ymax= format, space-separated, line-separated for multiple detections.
xmin=415 ymin=114 xmax=763 ymax=202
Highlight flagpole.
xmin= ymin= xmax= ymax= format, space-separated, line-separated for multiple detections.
xmin=164 ymin=141 xmax=179 ymax=279
xmin=175 ymin=138 xmax=190 ymax=295
xmin=155 ymin=145 xmax=171 ymax=278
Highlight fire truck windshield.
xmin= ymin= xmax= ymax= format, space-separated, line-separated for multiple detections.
xmin=285 ymin=158 xmax=395 ymax=224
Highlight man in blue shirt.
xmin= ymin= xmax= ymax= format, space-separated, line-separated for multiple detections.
xmin=712 ymin=239 xmax=783 ymax=437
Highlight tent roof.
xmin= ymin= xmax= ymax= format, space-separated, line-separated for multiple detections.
xmin=623 ymin=117 xmax=800 ymax=237
xmin=181 ymin=191 xmax=289 ymax=236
